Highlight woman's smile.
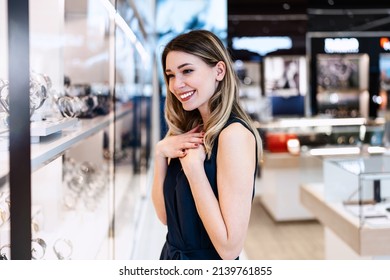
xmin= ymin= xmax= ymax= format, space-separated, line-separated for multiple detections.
xmin=179 ymin=90 xmax=195 ymax=101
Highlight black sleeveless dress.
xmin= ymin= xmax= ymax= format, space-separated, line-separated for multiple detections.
xmin=159 ymin=116 xmax=258 ymax=260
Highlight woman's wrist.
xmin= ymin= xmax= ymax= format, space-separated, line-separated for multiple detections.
xmin=154 ymin=142 xmax=166 ymax=158
xmin=184 ymin=161 xmax=205 ymax=178
xmin=154 ymin=149 xmax=165 ymax=159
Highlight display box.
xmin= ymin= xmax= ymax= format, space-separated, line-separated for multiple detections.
xmin=324 ymin=155 xmax=390 ymax=227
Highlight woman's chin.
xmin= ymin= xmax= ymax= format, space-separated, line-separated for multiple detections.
xmin=182 ymin=104 xmax=197 ymax=112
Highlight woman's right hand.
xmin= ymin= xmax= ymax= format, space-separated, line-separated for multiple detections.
xmin=155 ymin=126 xmax=204 ymax=159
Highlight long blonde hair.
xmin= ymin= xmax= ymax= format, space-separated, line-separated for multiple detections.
xmin=161 ymin=30 xmax=262 ymax=159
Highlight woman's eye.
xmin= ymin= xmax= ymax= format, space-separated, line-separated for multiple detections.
xmin=183 ymin=69 xmax=193 ymax=74
xmin=166 ymin=74 xmax=174 ymax=79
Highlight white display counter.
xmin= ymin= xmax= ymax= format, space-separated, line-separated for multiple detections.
xmin=301 ymin=182 xmax=390 ymax=259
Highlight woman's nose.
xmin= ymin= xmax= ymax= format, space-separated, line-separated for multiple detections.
xmin=171 ymin=76 xmax=185 ymax=91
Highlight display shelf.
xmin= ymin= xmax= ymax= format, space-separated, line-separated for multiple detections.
xmin=300 ymin=183 xmax=390 ymax=257
xmin=258 ymin=117 xmax=369 ymax=129
xmin=30 ymin=115 xmax=107 ymax=171
xmin=25 ymin=104 xmax=132 ymax=260
xmin=35 ymin=204 xmax=110 ymax=260
xmin=0 ymin=118 xmax=78 ymax=145
xmin=30 ymin=155 xmax=111 ymax=260
xmin=0 ymin=105 xmax=132 ymax=177
xmin=258 ymin=116 xmax=385 ymax=150
xmin=30 ymin=106 xmax=131 ymax=172
xmin=30 ymin=118 xmax=79 ymax=143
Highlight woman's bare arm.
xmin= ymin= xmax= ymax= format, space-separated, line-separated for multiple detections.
xmin=181 ymin=123 xmax=256 ymax=259
xmin=151 ymin=128 xmax=204 ymax=225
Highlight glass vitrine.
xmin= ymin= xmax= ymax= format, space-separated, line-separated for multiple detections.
xmin=1 ymin=0 xmax=154 ymax=260
xmin=324 ymin=155 xmax=390 ymax=228
xmin=0 ymin=0 xmax=11 ymax=260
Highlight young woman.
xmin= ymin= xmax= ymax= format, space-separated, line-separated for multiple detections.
xmin=152 ymin=30 xmax=262 ymax=260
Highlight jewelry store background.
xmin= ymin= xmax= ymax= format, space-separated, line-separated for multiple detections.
xmin=1 ymin=0 xmax=390 ymax=260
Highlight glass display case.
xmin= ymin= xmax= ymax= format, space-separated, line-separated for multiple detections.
xmin=301 ymin=155 xmax=390 ymax=259
xmin=259 ymin=117 xmax=385 ymax=155
xmin=258 ymin=117 xmax=386 ymax=222
xmin=0 ymin=0 xmax=12 ymax=261
xmin=324 ymin=156 xmax=390 ymax=228
xmin=0 ymin=0 xmax=155 ymax=260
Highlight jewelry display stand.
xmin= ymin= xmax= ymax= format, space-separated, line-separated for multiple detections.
xmin=30 ymin=118 xmax=79 ymax=143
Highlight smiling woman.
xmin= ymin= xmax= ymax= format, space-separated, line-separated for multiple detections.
xmin=151 ymin=30 xmax=263 ymax=260
xmin=165 ymin=50 xmax=225 ymax=114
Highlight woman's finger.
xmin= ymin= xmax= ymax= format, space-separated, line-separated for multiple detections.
xmin=184 ymin=133 xmax=204 ymax=142
xmin=186 ymin=125 xmax=201 ymax=134
xmin=178 ymin=149 xmax=186 ymax=158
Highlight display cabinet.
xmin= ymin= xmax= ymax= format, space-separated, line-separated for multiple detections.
xmin=1 ymin=0 xmax=18 ymax=260
xmin=301 ymin=155 xmax=390 ymax=259
xmin=0 ymin=0 xmax=155 ymax=260
xmin=257 ymin=117 xmax=385 ymax=221
xmin=324 ymin=156 xmax=390 ymax=210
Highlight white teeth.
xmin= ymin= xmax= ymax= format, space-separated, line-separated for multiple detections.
xmin=180 ymin=91 xmax=194 ymax=99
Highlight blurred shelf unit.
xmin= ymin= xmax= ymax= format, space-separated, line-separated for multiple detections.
xmin=256 ymin=117 xmax=386 ymax=222
xmin=258 ymin=117 xmax=385 ymax=155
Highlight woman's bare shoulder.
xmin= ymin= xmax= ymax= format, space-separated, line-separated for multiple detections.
xmin=218 ymin=122 xmax=255 ymax=154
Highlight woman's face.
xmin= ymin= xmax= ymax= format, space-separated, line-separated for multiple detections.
xmin=165 ymin=51 xmax=225 ymax=121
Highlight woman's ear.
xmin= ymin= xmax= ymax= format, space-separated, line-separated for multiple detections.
xmin=215 ymin=61 xmax=226 ymax=81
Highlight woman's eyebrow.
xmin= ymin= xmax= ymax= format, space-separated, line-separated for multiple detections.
xmin=177 ymin=63 xmax=192 ymax=69
xmin=165 ymin=63 xmax=193 ymax=73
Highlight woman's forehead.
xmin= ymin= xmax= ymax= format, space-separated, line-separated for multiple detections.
xmin=166 ymin=51 xmax=202 ymax=69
